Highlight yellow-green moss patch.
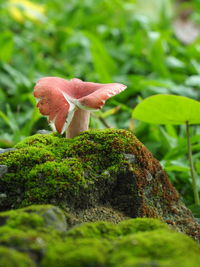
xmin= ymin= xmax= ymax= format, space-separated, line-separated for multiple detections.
xmin=0 ymin=246 xmax=35 ymax=267
xmin=0 ymin=205 xmax=200 ymax=267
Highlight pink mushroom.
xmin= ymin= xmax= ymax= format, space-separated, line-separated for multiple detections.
xmin=34 ymin=77 xmax=127 ymax=138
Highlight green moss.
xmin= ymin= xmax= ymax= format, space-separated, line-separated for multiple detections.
xmin=41 ymin=217 xmax=200 ymax=267
xmin=15 ymin=133 xmax=73 ymax=160
xmin=0 ymin=246 xmax=35 ymax=267
xmin=117 ymin=218 xmax=169 ymax=235
xmin=14 ymin=129 xmax=137 ymax=160
xmin=3 ymin=212 xmax=44 ymax=230
xmin=0 ymin=205 xmax=70 ymax=265
xmin=66 ymin=221 xmax=120 ymax=240
xmin=0 ymin=129 xmax=138 ymax=210
xmin=66 ymin=218 xmax=168 ymax=240
xmin=41 ymin=239 xmax=109 ymax=267
xmin=111 ymin=257 xmax=169 ymax=267
xmin=0 ymin=226 xmax=59 ymax=262
xmin=109 ymin=229 xmax=200 ymax=267
xmin=0 ymin=205 xmax=67 ymax=232
xmin=0 ymin=205 xmax=200 ymax=267
xmin=0 ymin=226 xmax=36 ymax=247
xmin=21 ymin=158 xmax=86 ymax=205
xmin=1 ymin=147 xmax=55 ymax=171
xmin=0 ymin=128 xmax=199 ymax=246
xmin=15 ymin=133 xmax=59 ymax=149
xmin=67 ymin=129 xmax=138 ymax=160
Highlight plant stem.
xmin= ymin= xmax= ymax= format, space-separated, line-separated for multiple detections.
xmin=91 ymin=113 xmax=111 ymax=128
xmin=186 ymin=121 xmax=200 ymax=205
xmin=98 ymin=117 xmax=111 ymax=128
xmin=66 ymin=109 xmax=90 ymax=138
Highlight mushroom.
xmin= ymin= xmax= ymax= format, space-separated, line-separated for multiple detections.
xmin=34 ymin=77 xmax=127 ymax=138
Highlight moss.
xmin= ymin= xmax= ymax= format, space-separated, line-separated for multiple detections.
xmin=0 ymin=205 xmax=200 ymax=267
xmin=22 ymin=158 xmax=86 ymax=205
xmin=0 ymin=205 xmax=69 ymax=265
xmin=0 ymin=246 xmax=35 ymax=267
xmin=0 ymin=225 xmax=59 ymax=262
xmin=15 ymin=133 xmax=72 ymax=160
xmin=0 ymin=147 xmax=55 ymax=171
xmin=109 ymin=229 xmax=200 ymax=267
xmin=117 ymin=218 xmax=169 ymax=235
xmin=0 ymin=206 xmax=63 ymax=247
xmin=0 ymin=147 xmax=57 ymax=210
xmin=0 ymin=129 xmax=138 ymax=210
xmin=66 ymin=221 xmax=120 ymax=240
xmin=15 ymin=133 xmax=58 ymax=148
xmin=41 ymin=217 xmax=200 ymax=267
xmin=66 ymin=218 xmax=168 ymax=240
xmin=0 ymin=205 xmax=67 ymax=232
xmin=41 ymin=239 xmax=109 ymax=267
xmin=110 ymin=257 xmax=169 ymax=267
xmin=3 ymin=212 xmax=44 ymax=230
xmin=14 ymin=129 xmax=137 ymax=159
xmin=1 ymin=128 xmax=199 ymax=241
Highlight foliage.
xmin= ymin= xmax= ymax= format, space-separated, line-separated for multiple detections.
xmin=133 ymin=94 xmax=200 ymax=125
xmin=1 ymin=0 xmax=200 ymax=207
xmin=133 ymin=94 xmax=200 ymax=206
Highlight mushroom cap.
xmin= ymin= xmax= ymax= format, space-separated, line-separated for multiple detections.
xmin=34 ymin=77 xmax=127 ymax=134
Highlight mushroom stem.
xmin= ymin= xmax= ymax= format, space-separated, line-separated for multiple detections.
xmin=66 ymin=109 xmax=90 ymax=138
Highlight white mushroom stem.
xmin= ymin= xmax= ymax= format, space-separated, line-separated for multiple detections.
xmin=66 ymin=109 xmax=90 ymax=138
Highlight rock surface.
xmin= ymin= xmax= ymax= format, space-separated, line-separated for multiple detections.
xmin=0 ymin=204 xmax=200 ymax=267
xmin=0 ymin=129 xmax=199 ymax=242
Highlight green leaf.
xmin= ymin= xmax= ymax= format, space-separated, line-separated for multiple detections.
xmin=166 ymin=56 xmax=185 ymax=69
xmin=162 ymin=160 xmax=190 ymax=172
xmin=185 ymin=75 xmax=200 ymax=87
xmin=133 ymin=94 xmax=200 ymax=125
xmin=83 ymin=31 xmax=117 ymax=83
xmin=0 ymin=32 xmax=13 ymax=62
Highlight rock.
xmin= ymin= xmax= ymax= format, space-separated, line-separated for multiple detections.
xmin=0 ymin=165 xmax=8 ymax=178
xmin=122 ymin=153 xmax=136 ymax=164
xmin=0 ymin=129 xmax=199 ymax=241
xmin=0 ymin=193 xmax=7 ymax=207
xmin=36 ymin=130 xmax=52 ymax=135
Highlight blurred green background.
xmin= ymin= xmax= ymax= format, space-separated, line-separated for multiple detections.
xmin=1 ymin=0 xmax=200 ymax=207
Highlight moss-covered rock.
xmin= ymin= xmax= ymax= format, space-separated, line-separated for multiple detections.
xmin=0 ymin=129 xmax=199 ymax=241
xmin=0 ymin=205 xmax=67 ymax=265
xmin=65 ymin=218 xmax=169 ymax=240
xmin=0 ymin=246 xmax=36 ymax=267
xmin=0 ymin=205 xmax=199 ymax=267
xmin=0 ymin=204 xmax=67 ymax=232
xmin=109 ymin=229 xmax=200 ymax=267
